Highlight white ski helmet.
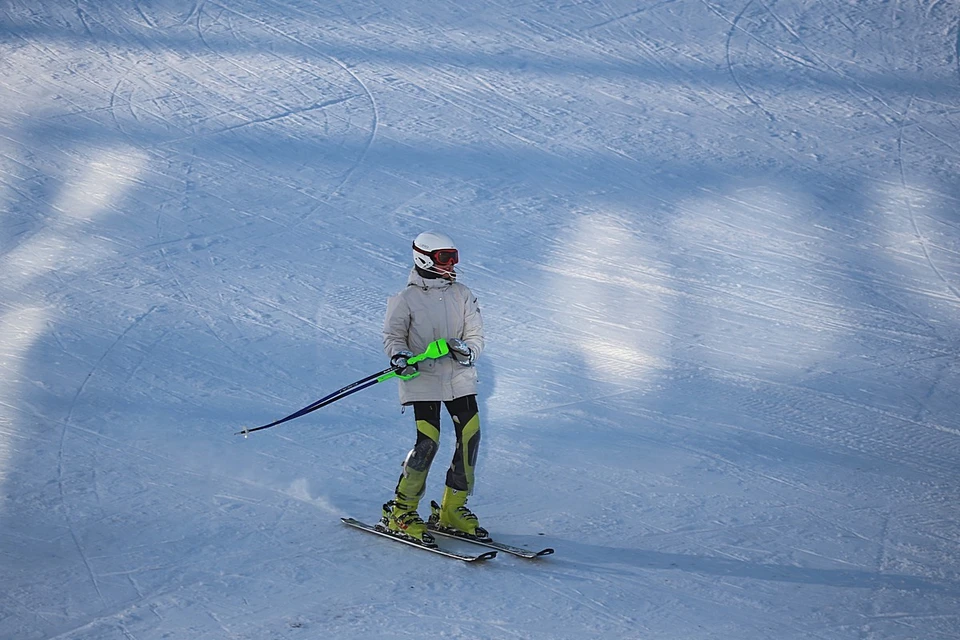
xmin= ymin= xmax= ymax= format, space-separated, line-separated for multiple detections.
xmin=412 ymin=231 xmax=459 ymax=274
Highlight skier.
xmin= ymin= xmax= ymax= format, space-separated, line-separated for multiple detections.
xmin=380 ymin=231 xmax=487 ymax=545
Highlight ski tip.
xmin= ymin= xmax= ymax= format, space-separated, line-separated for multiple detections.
xmin=473 ymin=550 xmax=498 ymax=562
xmin=537 ymin=548 xmax=555 ymax=557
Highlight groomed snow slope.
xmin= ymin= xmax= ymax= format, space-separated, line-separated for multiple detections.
xmin=1 ymin=1 xmax=959 ymax=638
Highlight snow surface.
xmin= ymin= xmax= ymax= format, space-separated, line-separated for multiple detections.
xmin=2 ymin=1 xmax=960 ymax=638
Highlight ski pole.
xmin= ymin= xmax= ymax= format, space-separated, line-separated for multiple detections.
xmin=236 ymin=339 xmax=450 ymax=437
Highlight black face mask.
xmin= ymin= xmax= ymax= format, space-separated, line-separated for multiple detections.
xmin=415 ymin=266 xmax=455 ymax=281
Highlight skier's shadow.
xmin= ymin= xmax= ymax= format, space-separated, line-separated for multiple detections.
xmin=545 ymin=539 xmax=959 ymax=595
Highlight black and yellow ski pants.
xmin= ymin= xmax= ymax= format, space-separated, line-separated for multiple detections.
xmin=394 ymin=395 xmax=480 ymax=508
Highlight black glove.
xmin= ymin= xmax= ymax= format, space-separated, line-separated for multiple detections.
xmin=390 ymin=350 xmax=418 ymax=376
xmin=447 ymin=338 xmax=475 ymax=366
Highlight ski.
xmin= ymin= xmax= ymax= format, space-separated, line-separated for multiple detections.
xmin=341 ymin=518 xmax=498 ymax=563
xmin=427 ymin=525 xmax=555 ymax=559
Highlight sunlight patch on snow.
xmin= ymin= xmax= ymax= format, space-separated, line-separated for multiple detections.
xmin=873 ymin=180 xmax=954 ymax=297
xmin=874 ymin=182 xmax=931 ymax=234
xmin=543 ymin=211 xmax=667 ymax=387
xmin=668 ymin=184 xmax=841 ymax=377
xmin=55 ymin=148 xmax=146 ymax=222
xmin=0 ymin=140 xmax=17 ymax=217
xmin=0 ymin=145 xmax=145 ymax=495
xmin=0 ymin=307 xmax=48 ymax=486
xmin=579 ymin=336 xmax=663 ymax=378
xmin=3 ymin=146 xmax=146 ymax=287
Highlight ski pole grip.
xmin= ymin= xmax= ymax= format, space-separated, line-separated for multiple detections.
xmin=408 ymin=338 xmax=450 ymax=365
xmin=377 ymin=340 xmax=450 ymax=383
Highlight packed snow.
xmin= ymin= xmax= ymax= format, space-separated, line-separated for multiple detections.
xmin=2 ymin=1 xmax=959 ymax=638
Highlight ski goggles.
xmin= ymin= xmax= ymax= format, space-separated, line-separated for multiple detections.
xmin=415 ymin=245 xmax=459 ymax=266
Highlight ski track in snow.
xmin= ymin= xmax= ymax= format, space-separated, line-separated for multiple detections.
xmin=1 ymin=0 xmax=960 ymax=639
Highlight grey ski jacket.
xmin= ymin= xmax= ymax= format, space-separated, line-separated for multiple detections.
xmin=383 ymin=268 xmax=484 ymax=404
